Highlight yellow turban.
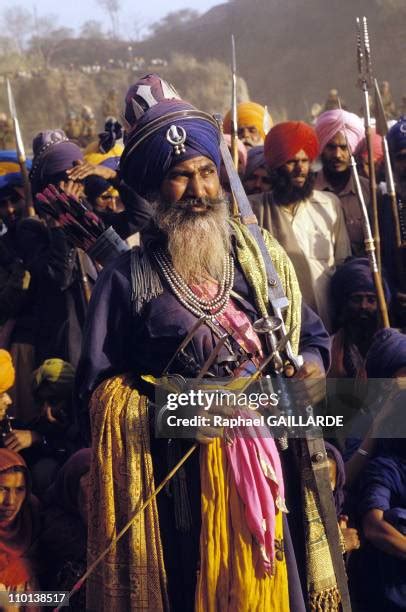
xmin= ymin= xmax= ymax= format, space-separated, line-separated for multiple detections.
xmin=223 ymin=102 xmax=273 ymax=139
xmin=33 ymin=359 xmax=75 ymax=387
xmin=0 ymin=350 xmax=15 ymax=394
xmin=84 ymin=142 xmax=124 ymax=167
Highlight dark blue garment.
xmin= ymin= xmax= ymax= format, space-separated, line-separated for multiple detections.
xmin=76 ymin=247 xmax=331 ymax=431
xmin=75 ymin=245 xmax=329 ymax=610
xmin=358 ymin=454 xmax=406 ymax=610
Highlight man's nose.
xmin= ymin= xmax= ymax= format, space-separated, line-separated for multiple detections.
xmin=186 ymin=175 xmax=205 ymax=199
xmin=3 ymin=491 xmax=16 ymax=506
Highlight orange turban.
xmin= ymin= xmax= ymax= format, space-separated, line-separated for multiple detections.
xmin=264 ymin=121 xmax=319 ymax=170
xmin=0 ymin=350 xmax=15 ymax=394
xmin=223 ymin=102 xmax=272 ymax=139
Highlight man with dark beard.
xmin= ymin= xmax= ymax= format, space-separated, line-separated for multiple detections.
xmin=314 ymin=109 xmax=368 ymax=256
xmin=379 ymin=117 xmax=406 ymax=327
xmin=329 ymin=258 xmax=390 ymax=380
xmin=250 ymin=121 xmax=351 ymax=332
xmin=76 ymin=76 xmax=334 ymax=612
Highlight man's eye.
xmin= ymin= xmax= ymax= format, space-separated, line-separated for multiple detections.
xmin=201 ymin=168 xmax=214 ymax=177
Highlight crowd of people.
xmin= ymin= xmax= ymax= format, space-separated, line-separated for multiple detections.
xmin=0 ymin=71 xmax=406 ymax=611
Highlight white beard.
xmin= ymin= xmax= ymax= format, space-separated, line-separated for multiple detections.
xmin=154 ymin=197 xmax=231 ymax=284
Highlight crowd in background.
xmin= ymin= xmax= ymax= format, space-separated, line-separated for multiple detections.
xmin=0 ymin=77 xmax=406 ymax=611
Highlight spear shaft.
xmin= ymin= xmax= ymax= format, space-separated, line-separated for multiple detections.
xmin=339 ymin=98 xmax=390 ymax=328
xmin=356 ymin=17 xmax=381 ymax=271
xmin=6 ymin=80 xmax=35 ymax=217
xmin=229 ymin=35 xmax=240 ymax=217
xmin=374 ymin=78 xmax=406 ymax=291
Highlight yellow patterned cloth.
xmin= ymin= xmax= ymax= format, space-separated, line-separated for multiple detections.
xmin=298 ymin=442 xmax=341 ymax=611
xmin=195 ymin=224 xmax=301 ymax=611
xmin=86 ymin=375 xmax=169 ymax=612
xmin=196 ymin=440 xmax=290 ymax=612
xmin=231 ymin=219 xmax=301 ymax=354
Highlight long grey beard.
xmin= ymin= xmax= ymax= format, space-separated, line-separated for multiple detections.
xmin=154 ymin=197 xmax=231 ymax=284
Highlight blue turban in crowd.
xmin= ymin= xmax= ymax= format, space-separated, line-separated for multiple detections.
xmin=120 ymin=74 xmax=221 ymax=197
xmin=0 ymin=151 xmax=32 ymax=191
xmin=325 ymin=441 xmax=346 ymax=516
xmin=366 ymin=328 xmax=406 ymax=378
xmin=330 ymin=257 xmax=391 ymax=319
xmin=243 ymin=145 xmax=266 ymax=180
xmin=30 ymin=129 xmax=83 ymax=195
xmin=387 ymin=116 xmax=406 ymax=154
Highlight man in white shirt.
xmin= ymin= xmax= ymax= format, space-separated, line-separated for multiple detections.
xmin=250 ymin=121 xmax=351 ymax=331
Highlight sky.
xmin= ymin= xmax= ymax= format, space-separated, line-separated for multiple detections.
xmin=1 ymin=0 xmax=221 ymax=37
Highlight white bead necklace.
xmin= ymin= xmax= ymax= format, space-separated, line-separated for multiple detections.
xmin=153 ymin=249 xmax=234 ymax=321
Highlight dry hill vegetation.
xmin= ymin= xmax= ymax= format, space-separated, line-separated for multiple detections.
xmin=0 ymin=0 xmax=404 ymax=145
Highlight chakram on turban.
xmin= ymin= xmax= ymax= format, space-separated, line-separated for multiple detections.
xmin=387 ymin=116 xmax=406 ymax=155
xmin=0 ymin=350 xmax=15 ymax=394
xmin=223 ymin=102 xmax=273 ymax=139
xmin=264 ymin=121 xmax=319 ymax=170
xmin=120 ymin=74 xmax=221 ymax=197
xmin=315 ymin=109 xmax=364 ymax=154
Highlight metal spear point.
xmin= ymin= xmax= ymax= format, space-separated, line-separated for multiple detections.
xmin=229 ymin=34 xmax=240 ymax=217
xmin=355 ymin=17 xmax=364 ymax=88
xmin=6 ymin=79 xmax=35 ymax=217
xmin=363 ymin=16 xmax=373 ymax=87
xmin=355 ymin=16 xmax=381 ymax=270
xmin=338 ymin=97 xmax=390 ymax=327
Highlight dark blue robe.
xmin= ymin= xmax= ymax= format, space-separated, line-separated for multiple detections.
xmin=75 ymin=245 xmax=330 ymax=611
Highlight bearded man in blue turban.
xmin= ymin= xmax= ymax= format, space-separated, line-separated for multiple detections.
xmin=77 ymin=74 xmax=336 ymax=612
xmin=379 ymin=116 xmax=406 ymax=326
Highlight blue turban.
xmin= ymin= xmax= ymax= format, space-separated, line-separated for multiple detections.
xmin=387 ymin=116 xmax=406 ymax=154
xmin=243 ymin=146 xmax=266 ymax=180
xmin=331 ymin=257 xmax=391 ymax=319
xmin=30 ymin=129 xmax=83 ymax=195
xmin=0 ymin=151 xmax=32 ymax=191
xmin=121 ymin=97 xmax=220 ymax=197
xmin=366 ymin=328 xmax=406 ymax=378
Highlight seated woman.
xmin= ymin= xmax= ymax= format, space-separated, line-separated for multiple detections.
xmin=0 ymin=448 xmax=40 ymax=611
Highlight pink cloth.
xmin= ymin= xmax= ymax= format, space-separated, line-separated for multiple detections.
xmin=223 ymin=134 xmax=248 ymax=173
xmin=225 ymin=412 xmax=287 ymax=574
xmin=356 ymin=128 xmax=384 ymax=162
xmin=315 ymin=109 xmax=365 ymax=154
xmin=190 ymin=280 xmax=286 ymax=574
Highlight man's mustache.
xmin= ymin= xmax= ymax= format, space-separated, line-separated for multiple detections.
xmin=174 ymin=196 xmax=225 ymax=210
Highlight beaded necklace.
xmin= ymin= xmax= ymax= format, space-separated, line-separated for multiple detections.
xmin=153 ymin=249 xmax=234 ymax=321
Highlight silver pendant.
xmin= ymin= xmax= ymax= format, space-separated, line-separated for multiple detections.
xmin=166 ymin=125 xmax=187 ymax=155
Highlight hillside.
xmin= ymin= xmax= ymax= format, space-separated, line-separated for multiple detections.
xmin=135 ymin=0 xmax=406 ymax=119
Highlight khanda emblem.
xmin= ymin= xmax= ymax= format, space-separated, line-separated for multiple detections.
xmin=166 ymin=125 xmax=187 ymax=155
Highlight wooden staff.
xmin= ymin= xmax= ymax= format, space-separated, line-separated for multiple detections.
xmin=76 ymin=249 xmax=92 ymax=305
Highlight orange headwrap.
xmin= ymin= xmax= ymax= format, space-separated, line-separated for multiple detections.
xmin=0 ymin=350 xmax=15 ymax=394
xmin=223 ymin=102 xmax=273 ymax=139
xmin=264 ymin=121 xmax=319 ymax=170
